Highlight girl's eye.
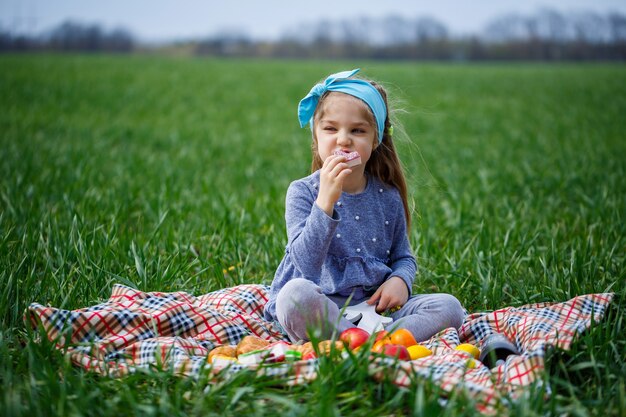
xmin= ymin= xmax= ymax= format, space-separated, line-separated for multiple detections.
xmin=352 ymin=129 xmax=366 ymax=134
xmin=323 ymin=126 xmax=337 ymax=132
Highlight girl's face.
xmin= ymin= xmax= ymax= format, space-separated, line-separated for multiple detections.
xmin=314 ymin=92 xmax=377 ymax=167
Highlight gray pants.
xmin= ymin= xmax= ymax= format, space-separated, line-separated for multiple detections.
xmin=275 ymin=278 xmax=465 ymax=343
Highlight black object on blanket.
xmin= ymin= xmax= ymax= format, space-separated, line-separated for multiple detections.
xmin=479 ymin=333 xmax=520 ymax=368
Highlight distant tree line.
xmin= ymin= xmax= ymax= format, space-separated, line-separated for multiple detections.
xmin=2 ymin=9 xmax=626 ymax=60
xmin=0 ymin=20 xmax=134 ymax=53
xmin=194 ymin=10 xmax=626 ymax=61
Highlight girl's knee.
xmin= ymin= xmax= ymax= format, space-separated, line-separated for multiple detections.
xmin=440 ymin=294 xmax=465 ymax=329
xmin=274 ymin=278 xmax=335 ymax=342
xmin=402 ymin=293 xmax=465 ymax=329
xmin=276 ymin=278 xmax=322 ymax=312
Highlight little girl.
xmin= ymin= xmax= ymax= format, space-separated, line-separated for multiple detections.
xmin=263 ymin=69 xmax=464 ymax=343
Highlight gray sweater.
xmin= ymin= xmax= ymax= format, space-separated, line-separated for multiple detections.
xmin=263 ymin=170 xmax=417 ymax=321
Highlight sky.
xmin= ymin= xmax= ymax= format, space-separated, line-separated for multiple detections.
xmin=1 ymin=0 xmax=625 ymax=42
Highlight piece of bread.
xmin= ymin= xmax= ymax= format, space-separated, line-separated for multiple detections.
xmin=207 ymin=345 xmax=237 ymax=363
xmin=236 ymin=335 xmax=270 ymax=356
xmin=289 ymin=341 xmax=314 ymax=356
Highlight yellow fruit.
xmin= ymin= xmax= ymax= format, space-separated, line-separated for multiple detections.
xmin=407 ymin=344 xmax=432 ymax=360
xmin=465 ymin=358 xmax=478 ymax=369
xmin=455 ymin=343 xmax=480 ymax=359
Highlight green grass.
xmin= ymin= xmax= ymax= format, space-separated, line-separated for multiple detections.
xmin=1 ymin=54 xmax=625 ymax=416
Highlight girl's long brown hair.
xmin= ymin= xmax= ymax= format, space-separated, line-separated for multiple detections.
xmin=309 ymin=82 xmax=411 ymax=230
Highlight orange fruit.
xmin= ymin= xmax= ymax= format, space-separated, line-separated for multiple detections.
xmin=371 ymin=339 xmax=392 ymax=353
xmin=390 ymin=329 xmax=418 ymax=347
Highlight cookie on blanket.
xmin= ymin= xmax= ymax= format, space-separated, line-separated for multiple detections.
xmin=289 ymin=340 xmax=343 ymax=356
xmin=236 ymin=335 xmax=270 ymax=355
xmin=208 ymin=345 xmax=237 ymax=364
xmin=318 ymin=340 xmax=344 ymax=355
xmin=289 ymin=341 xmax=314 ymax=356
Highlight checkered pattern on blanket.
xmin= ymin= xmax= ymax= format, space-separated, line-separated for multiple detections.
xmin=27 ymin=285 xmax=613 ymax=414
xmin=28 ymin=284 xmax=291 ymax=378
xmin=380 ymin=292 xmax=613 ymax=414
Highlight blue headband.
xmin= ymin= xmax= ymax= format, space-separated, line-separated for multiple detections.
xmin=298 ymin=68 xmax=387 ymax=143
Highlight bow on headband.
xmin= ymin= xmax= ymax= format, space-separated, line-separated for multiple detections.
xmin=297 ymin=69 xmax=387 ymax=143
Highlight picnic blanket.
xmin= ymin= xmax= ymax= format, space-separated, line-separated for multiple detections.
xmin=27 ymin=284 xmax=613 ymax=414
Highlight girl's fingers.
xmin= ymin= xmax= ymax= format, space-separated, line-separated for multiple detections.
xmin=323 ymin=157 xmax=350 ymax=179
xmin=369 ymin=285 xmax=401 ymax=312
xmin=335 ymin=166 xmax=352 ymax=179
xmin=327 ymin=154 xmax=351 ymax=171
xmin=367 ymin=289 xmax=382 ymax=305
xmin=375 ymin=296 xmax=390 ymax=313
xmin=322 ymin=154 xmax=343 ymax=168
xmin=317 ymin=155 xmax=351 ymax=211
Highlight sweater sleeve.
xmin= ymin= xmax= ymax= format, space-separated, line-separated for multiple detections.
xmin=284 ymin=180 xmax=339 ymax=278
xmin=388 ymin=197 xmax=417 ymax=295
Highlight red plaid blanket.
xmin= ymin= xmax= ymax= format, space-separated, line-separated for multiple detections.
xmin=28 ymin=285 xmax=613 ymax=414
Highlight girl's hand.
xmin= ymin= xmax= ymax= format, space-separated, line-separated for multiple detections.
xmin=367 ymin=276 xmax=409 ymax=313
xmin=316 ymin=154 xmax=351 ymax=216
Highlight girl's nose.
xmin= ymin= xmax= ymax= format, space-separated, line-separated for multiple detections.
xmin=337 ymin=130 xmax=351 ymax=145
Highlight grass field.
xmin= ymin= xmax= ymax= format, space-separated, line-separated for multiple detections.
xmin=1 ymin=54 xmax=625 ymax=416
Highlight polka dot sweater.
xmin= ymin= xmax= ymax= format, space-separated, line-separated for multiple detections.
xmin=264 ymin=170 xmax=417 ymax=322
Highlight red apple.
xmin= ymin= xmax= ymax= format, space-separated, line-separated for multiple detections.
xmin=380 ymin=344 xmax=411 ymax=361
xmin=339 ymin=327 xmax=371 ymax=350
